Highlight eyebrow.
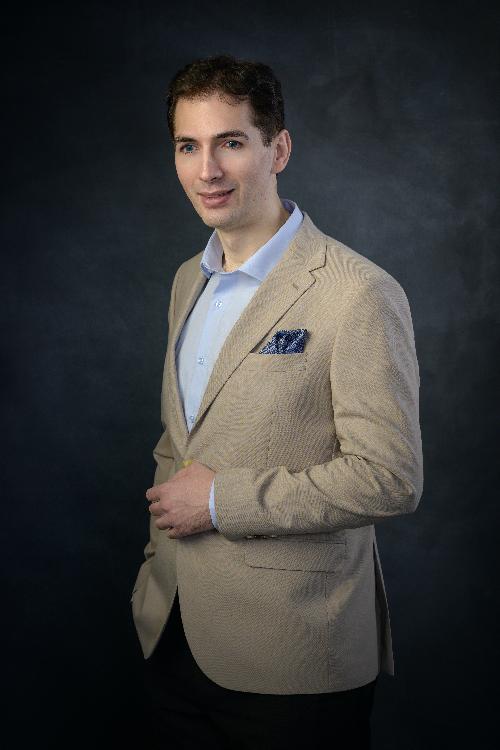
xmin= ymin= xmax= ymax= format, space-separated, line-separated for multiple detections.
xmin=173 ymin=130 xmax=250 ymax=144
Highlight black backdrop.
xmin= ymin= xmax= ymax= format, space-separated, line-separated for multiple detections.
xmin=2 ymin=1 xmax=499 ymax=748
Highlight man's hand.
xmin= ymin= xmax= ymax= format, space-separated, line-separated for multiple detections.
xmin=146 ymin=460 xmax=216 ymax=539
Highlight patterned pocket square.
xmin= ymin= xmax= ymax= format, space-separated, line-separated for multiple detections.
xmin=259 ymin=328 xmax=308 ymax=354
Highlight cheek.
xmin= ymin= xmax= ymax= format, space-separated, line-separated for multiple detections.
xmin=247 ymin=154 xmax=274 ymax=188
xmin=235 ymin=161 xmax=267 ymax=192
xmin=175 ymin=160 xmax=195 ymax=190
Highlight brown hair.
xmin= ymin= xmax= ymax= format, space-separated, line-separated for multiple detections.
xmin=166 ymin=54 xmax=285 ymax=147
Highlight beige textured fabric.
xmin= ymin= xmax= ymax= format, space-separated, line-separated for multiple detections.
xmin=131 ymin=211 xmax=423 ymax=694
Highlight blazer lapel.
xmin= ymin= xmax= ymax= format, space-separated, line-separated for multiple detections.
xmin=189 ymin=212 xmax=327 ymax=438
xmin=166 ymin=270 xmax=209 ymax=446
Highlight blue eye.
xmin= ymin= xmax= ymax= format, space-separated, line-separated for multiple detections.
xmin=178 ymin=140 xmax=242 ymax=154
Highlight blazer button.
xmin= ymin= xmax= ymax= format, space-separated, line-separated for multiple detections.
xmin=245 ymin=535 xmax=257 ymax=539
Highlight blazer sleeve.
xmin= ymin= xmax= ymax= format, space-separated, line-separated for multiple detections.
xmin=213 ymin=274 xmax=424 ymax=541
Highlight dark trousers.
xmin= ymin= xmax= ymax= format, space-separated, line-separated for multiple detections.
xmin=143 ymin=591 xmax=377 ymax=750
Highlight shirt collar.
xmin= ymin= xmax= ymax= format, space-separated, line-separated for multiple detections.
xmin=200 ymin=198 xmax=303 ymax=282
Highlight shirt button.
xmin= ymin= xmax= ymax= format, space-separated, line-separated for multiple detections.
xmin=197 ymin=356 xmax=205 ymax=365
xmin=215 ymin=299 xmax=223 ymax=308
xmin=189 ymin=415 xmax=195 ymax=423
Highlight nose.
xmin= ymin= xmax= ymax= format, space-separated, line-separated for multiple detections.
xmin=199 ymin=149 xmax=224 ymax=183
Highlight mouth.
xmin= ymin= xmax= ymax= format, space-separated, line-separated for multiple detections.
xmin=199 ymin=189 xmax=235 ymax=207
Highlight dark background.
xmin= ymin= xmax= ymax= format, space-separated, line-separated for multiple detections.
xmin=2 ymin=1 xmax=499 ymax=747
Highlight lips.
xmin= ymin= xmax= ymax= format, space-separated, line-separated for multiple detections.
xmin=199 ymin=189 xmax=235 ymax=208
xmin=199 ymin=189 xmax=233 ymax=197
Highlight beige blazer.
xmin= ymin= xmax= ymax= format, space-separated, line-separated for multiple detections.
xmin=131 ymin=211 xmax=423 ymax=694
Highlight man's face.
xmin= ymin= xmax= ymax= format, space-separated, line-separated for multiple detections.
xmin=173 ymin=93 xmax=282 ymax=231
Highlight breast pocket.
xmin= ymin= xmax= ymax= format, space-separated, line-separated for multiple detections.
xmin=223 ymin=352 xmax=308 ymax=419
xmin=244 ymin=537 xmax=347 ymax=572
xmin=210 ymin=352 xmax=310 ymax=468
xmin=240 ymin=352 xmax=307 ymax=372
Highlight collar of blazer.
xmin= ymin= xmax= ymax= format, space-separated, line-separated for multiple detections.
xmin=167 ymin=211 xmax=327 ymax=444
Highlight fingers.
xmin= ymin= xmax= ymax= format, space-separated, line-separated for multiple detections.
xmin=166 ymin=526 xmax=183 ymax=539
xmin=147 ymin=494 xmax=177 ymax=534
xmin=147 ymin=489 xmax=166 ymax=520
xmin=148 ymin=501 xmax=163 ymax=517
xmin=149 ymin=500 xmax=174 ymax=530
xmin=145 ymin=486 xmax=160 ymax=503
xmin=165 ymin=523 xmax=199 ymax=539
xmin=145 ymin=472 xmax=185 ymax=505
xmin=155 ymin=514 xmax=173 ymax=531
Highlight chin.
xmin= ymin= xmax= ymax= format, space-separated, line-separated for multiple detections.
xmin=200 ymin=217 xmax=219 ymax=228
xmin=196 ymin=210 xmax=220 ymax=227
xmin=198 ymin=210 xmax=235 ymax=230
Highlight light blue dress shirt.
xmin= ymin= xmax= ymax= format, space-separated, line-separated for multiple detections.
xmin=175 ymin=198 xmax=304 ymax=530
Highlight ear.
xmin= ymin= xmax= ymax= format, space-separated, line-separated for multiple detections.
xmin=271 ymin=129 xmax=292 ymax=175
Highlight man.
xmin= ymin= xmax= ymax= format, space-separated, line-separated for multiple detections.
xmin=131 ymin=54 xmax=423 ymax=749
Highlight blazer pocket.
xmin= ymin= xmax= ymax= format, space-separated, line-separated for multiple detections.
xmin=241 ymin=352 xmax=308 ymax=372
xmin=244 ymin=538 xmax=346 ymax=572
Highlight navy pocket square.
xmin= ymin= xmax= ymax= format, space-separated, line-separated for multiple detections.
xmin=259 ymin=329 xmax=308 ymax=354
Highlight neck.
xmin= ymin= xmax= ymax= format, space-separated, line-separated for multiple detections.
xmin=218 ymin=195 xmax=290 ymax=272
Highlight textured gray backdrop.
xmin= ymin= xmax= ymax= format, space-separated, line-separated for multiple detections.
xmin=2 ymin=1 xmax=499 ymax=747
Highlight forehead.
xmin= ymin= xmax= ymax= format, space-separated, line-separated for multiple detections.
xmin=173 ymin=93 xmax=256 ymax=137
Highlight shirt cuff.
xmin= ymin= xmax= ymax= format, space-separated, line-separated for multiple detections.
xmin=209 ymin=478 xmax=219 ymax=530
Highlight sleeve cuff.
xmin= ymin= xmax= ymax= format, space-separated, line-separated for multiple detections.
xmin=208 ymin=478 xmax=219 ymax=530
